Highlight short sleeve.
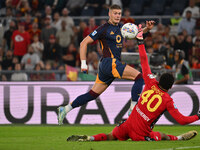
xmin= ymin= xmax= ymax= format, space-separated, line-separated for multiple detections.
xmin=89 ymin=24 xmax=106 ymax=41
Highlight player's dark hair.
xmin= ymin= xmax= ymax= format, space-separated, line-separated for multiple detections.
xmin=109 ymin=4 xmax=121 ymax=10
xmin=159 ymin=73 xmax=174 ymax=91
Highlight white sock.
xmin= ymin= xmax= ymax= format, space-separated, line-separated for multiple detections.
xmin=130 ymin=101 xmax=137 ymax=110
xmin=65 ymin=104 xmax=73 ymax=113
xmin=177 ymin=136 xmax=182 ymax=140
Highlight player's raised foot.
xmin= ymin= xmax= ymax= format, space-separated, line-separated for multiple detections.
xmin=67 ymin=135 xmax=91 ymax=142
xmin=179 ymin=130 xmax=198 ymax=140
xmin=57 ymin=106 xmax=66 ymax=125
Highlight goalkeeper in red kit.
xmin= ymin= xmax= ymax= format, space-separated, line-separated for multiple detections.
xmin=67 ymin=23 xmax=200 ymax=142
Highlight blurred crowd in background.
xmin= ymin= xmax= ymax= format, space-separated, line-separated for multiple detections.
xmin=0 ymin=0 xmax=200 ymax=82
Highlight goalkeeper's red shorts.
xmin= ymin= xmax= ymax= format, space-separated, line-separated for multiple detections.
xmin=112 ymin=120 xmax=161 ymax=141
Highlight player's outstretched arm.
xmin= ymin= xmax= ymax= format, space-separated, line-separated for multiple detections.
xmin=136 ymin=25 xmax=152 ymax=82
xmin=167 ymin=101 xmax=199 ymax=125
xmin=80 ymin=36 xmax=94 ymax=73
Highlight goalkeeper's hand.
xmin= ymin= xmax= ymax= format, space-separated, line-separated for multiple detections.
xmin=136 ymin=24 xmax=143 ymax=40
xmin=81 ymin=60 xmax=88 ymax=74
xmin=136 ymin=24 xmax=144 ymax=45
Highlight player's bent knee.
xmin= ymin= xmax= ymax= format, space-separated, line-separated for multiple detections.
xmin=134 ymin=73 xmax=143 ymax=81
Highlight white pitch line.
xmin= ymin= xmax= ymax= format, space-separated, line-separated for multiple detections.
xmin=156 ymin=146 xmax=200 ymax=150
xmin=156 ymin=148 xmax=174 ymax=150
xmin=176 ymin=145 xmax=200 ymax=149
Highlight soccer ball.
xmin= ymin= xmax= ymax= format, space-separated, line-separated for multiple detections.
xmin=121 ymin=23 xmax=138 ymax=39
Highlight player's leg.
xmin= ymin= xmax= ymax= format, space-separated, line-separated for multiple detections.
xmin=121 ymin=65 xmax=144 ymax=115
xmin=67 ymin=128 xmax=127 ymax=142
xmin=67 ymin=118 xmax=117 ymax=141
xmin=58 ymin=82 xmax=108 ymax=125
xmin=111 ymin=59 xmax=144 ymax=114
xmin=150 ymin=131 xmax=178 ymax=141
xmin=176 ymin=130 xmax=198 ymax=140
xmin=111 ymin=119 xmax=129 ymax=141
xmin=90 ymin=132 xmax=116 ymax=141
xmin=150 ymin=130 xmax=198 ymax=141
xmin=164 ymin=131 xmax=198 ymax=141
xmin=67 ymin=133 xmax=116 ymax=142
xmin=149 ymin=131 xmax=170 ymax=141
xmin=58 ymin=58 xmax=115 ymax=125
xmin=70 ymin=82 xmax=108 ymax=108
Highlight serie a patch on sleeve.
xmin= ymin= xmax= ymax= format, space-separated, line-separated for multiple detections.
xmin=148 ymin=74 xmax=156 ymax=79
xmin=91 ymin=30 xmax=97 ymax=36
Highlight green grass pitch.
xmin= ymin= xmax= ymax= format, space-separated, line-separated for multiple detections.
xmin=0 ymin=125 xmax=199 ymax=150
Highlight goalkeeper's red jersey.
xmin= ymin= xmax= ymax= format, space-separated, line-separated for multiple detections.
xmin=127 ymin=44 xmax=199 ymax=137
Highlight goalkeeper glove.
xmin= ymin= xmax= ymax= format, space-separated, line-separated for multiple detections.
xmin=136 ymin=24 xmax=144 ymax=45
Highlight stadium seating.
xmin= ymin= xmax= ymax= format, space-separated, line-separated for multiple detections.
xmin=130 ymin=0 xmax=144 ymax=15
xmin=79 ymin=0 xmax=189 ymax=18
xmin=130 ymin=0 xmax=188 ymax=16
xmin=164 ymin=7 xmax=174 ymax=15
xmin=171 ymin=0 xmax=188 ymax=13
xmin=81 ymin=6 xmax=95 ymax=16
xmin=151 ymin=0 xmax=166 ymax=15
xmin=100 ymin=9 xmax=108 ymax=16
xmin=143 ymin=8 xmax=157 ymax=16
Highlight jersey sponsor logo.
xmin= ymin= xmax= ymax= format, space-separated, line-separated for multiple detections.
xmin=15 ymin=35 xmax=24 ymax=42
xmin=148 ymin=74 xmax=156 ymax=79
xmin=110 ymin=31 xmax=114 ymax=35
xmin=91 ymin=30 xmax=97 ymax=36
xmin=136 ymin=105 xmax=150 ymax=121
